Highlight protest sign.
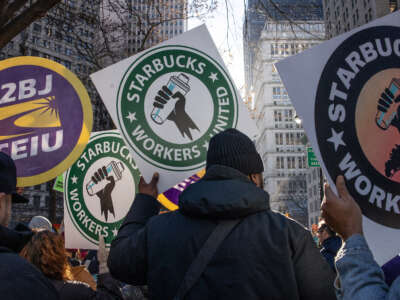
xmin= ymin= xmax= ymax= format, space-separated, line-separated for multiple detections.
xmin=90 ymin=25 xmax=258 ymax=193
xmin=64 ymin=130 xmax=140 ymax=249
xmin=276 ymin=11 xmax=400 ymax=264
xmin=53 ymin=174 xmax=64 ymax=192
xmin=0 ymin=57 xmax=93 ymax=186
xmin=157 ymin=169 xmax=205 ymax=211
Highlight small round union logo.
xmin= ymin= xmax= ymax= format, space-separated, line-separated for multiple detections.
xmin=65 ymin=131 xmax=140 ymax=246
xmin=0 ymin=56 xmax=92 ymax=186
xmin=315 ymin=26 xmax=400 ymax=229
xmin=117 ymin=45 xmax=238 ymax=171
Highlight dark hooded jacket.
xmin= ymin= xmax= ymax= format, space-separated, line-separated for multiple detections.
xmin=0 ymin=246 xmax=59 ymax=300
xmin=108 ymin=165 xmax=336 ymax=300
xmin=50 ymin=273 xmax=123 ymax=300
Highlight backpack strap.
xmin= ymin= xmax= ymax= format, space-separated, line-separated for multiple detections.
xmin=173 ymin=219 xmax=241 ymax=300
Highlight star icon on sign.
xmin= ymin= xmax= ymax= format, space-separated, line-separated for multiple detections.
xmin=202 ymin=140 xmax=209 ymax=150
xmin=112 ymin=228 xmax=118 ymax=237
xmin=71 ymin=175 xmax=78 ymax=184
xmin=126 ymin=112 xmax=137 ymax=123
xmin=327 ymin=128 xmax=346 ymax=152
xmin=209 ymin=72 xmax=218 ymax=83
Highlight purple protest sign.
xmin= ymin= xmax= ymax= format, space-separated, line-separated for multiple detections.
xmin=0 ymin=57 xmax=93 ymax=186
xmin=157 ymin=169 xmax=205 ymax=210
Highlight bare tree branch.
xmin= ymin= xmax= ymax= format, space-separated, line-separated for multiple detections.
xmin=0 ymin=0 xmax=61 ymax=49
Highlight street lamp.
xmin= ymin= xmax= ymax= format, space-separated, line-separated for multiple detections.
xmin=294 ymin=115 xmax=302 ymax=125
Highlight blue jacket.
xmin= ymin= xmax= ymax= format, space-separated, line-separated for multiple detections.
xmin=321 ymin=235 xmax=342 ymax=271
xmin=335 ymin=234 xmax=400 ymax=300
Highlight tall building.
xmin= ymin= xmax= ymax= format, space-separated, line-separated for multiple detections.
xmin=252 ymin=20 xmax=325 ymax=226
xmin=1 ymin=0 xmax=105 ymax=227
xmin=243 ymin=0 xmax=323 ymax=95
xmin=2 ymin=0 xmax=188 ymax=226
xmin=323 ymin=0 xmax=399 ymax=38
xmin=307 ymin=167 xmax=322 ymax=226
xmin=127 ymin=0 xmax=187 ymax=53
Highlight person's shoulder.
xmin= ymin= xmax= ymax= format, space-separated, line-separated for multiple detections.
xmin=61 ymin=280 xmax=94 ymax=298
xmin=255 ymin=210 xmax=307 ymax=228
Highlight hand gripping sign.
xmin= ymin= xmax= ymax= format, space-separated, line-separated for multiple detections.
xmin=91 ymin=25 xmax=258 ymax=193
xmin=64 ymin=130 xmax=141 ymax=249
xmin=276 ymin=11 xmax=400 ymax=265
xmin=0 ymin=57 xmax=93 ymax=186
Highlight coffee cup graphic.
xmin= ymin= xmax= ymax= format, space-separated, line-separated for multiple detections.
xmin=86 ymin=161 xmax=124 ymax=196
xmin=151 ymin=73 xmax=191 ymax=125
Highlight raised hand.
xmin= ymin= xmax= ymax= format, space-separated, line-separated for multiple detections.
xmin=320 ymin=176 xmax=363 ymax=241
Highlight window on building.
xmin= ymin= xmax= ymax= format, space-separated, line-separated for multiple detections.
xmin=33 ymin=195 xmax=41 ymax=208
xmin=33 ymin=23 xmax=42 ymax=33
xmin=287 ymin=157 xmax=295 ymax=169
xmin=274 ymin=110 xmax=282 ymax=122
xmin=275 ymin=133 xmax=283 ymax=145
xmin=276 ymin=157 xmax=285 ymax=169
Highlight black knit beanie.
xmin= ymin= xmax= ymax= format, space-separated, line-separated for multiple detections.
xmin=206 ymin=128 xmax=264 ymax=175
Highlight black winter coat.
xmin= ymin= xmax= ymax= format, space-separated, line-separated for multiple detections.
xmin=51 ymin=273 xmax=123 ymax=300
xmin=0 ymin=246 xmax=59 ymax=300
xmin=108 ymin=165 xmax=336 ymax=300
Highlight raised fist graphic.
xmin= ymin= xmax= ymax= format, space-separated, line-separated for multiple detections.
xmin=150 ymin=74 xmax=199 ymax=140
xmin=376 ymin=87 xmax=400 ymax=131
xmin=92 ymin=166 xmax=115 ymax=222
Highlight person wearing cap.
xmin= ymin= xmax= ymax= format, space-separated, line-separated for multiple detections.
xmin=0 ymin=152 xmax=59 ymax=300
xmin=0 ymin=152 xmax=33 ymax=252
xmin=29 ymin=215 xmax=54 ymax=232
xmin=108 ymin=128 xmax=336 ymax=299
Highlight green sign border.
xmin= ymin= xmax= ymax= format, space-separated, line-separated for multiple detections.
xmin=116 ymin=45 xmax=239 ymax=172
xmin=64 ymin=131 xmax=140 ymax=246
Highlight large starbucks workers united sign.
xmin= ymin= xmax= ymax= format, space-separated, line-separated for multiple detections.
xmin=276 ymin=11 xmax=400 ymax=264
xmin=117 ymin=45 xmax=238 ymax=171
xmin=0 ymin=57 xmax=92 ymax=186
xmin=64 ymin=131 xmax=140 ymax=248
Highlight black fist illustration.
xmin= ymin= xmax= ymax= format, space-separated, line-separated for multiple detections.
xmin=92 ymin=166 xmax=115 ymax=221
xmin=376 ymin=88 xmax=400 ymax=131
xmin=153 ymin=86 xmax=199 ymax=140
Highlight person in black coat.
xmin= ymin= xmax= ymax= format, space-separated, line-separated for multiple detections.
xmin=108 ymin=129 xmax=336 ymax=300
xmin=0 ymin=152 xmax=59 ymax=300
xmin=20 ymin=230 xmax=123 ymax=300
xmin=317 ymin=220 xmax=342 ymax=271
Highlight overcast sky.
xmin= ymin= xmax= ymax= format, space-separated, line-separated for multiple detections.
xmin=188 ymin=0 xmax=245 ymax=96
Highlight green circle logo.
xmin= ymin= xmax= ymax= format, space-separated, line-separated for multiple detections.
xmin=65 ymin=131 xmax=140 ymax=246
xmin=117 ymin=45 xmax=238 ymax=171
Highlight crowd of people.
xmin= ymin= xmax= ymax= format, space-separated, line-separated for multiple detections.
xmin=0 ymin=129 xmax=399 ymax=299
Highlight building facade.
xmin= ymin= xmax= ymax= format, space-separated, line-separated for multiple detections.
xmin=128 ymin=0 xmax=187 ymax=53
xmin=252 ymin=20 xmax=325 ymax=226
xmin=307 ymin=167 xmax=322 ymax=226
xmin=243 ymin=0 xmax=323 ymax=95
xmin=3 ymin=0 xmax=188 ymax=227
xmin=323 ymin=0 xmax=399 ymax=38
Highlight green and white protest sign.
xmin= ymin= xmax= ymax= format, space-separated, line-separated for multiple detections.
xmin=90 ymin=25 xmax=258 ymax=193
xmin=64 ymin=130 xmax=140 ymax=249
xmin=53 ymin=174 xmax=64 ymax=192
xmin=276 ymin=11 xmax=400 ymax=264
